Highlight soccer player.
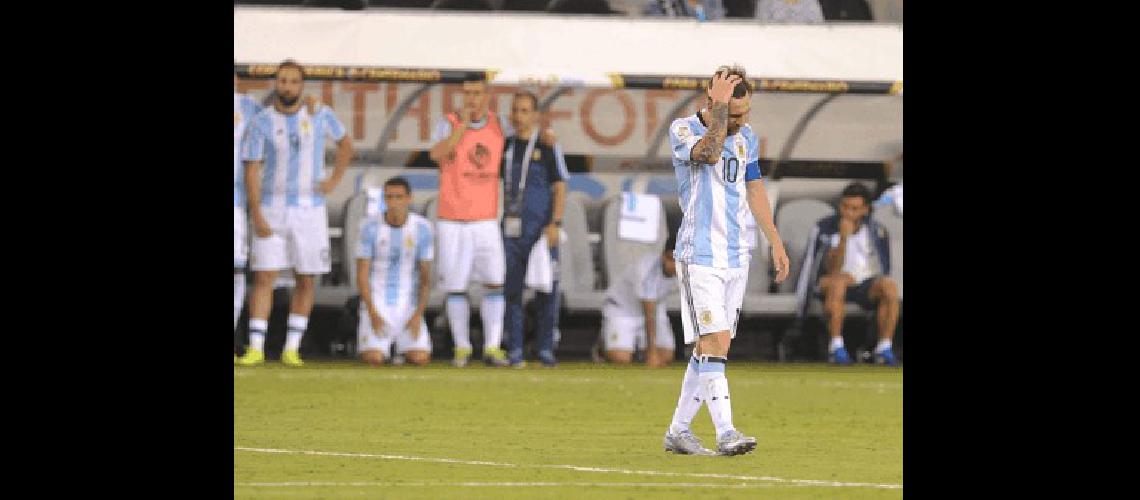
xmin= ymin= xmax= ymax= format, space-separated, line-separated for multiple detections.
xmin=235 ymin=73 xmax=261 ymax=358
xmin=355 ymin=177 xmax=434 ymax=366
xmin=236 ymin=59 xmax=354 ymax=367
xmin=601 ymin=235 xmax=679 ymax=367
xmin=662 ymin=66 xmax=790 ymax=456
xmin=428 ymin=77 xmax=510 ymax=367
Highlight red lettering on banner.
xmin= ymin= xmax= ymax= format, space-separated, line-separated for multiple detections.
xmin=404 ymin=90 xmax=432 ymax=141
xmin=344 ymin=83 xmax=379 ymax=141
xmin=386 ymin=84 xmax=399 ymax=140
xmin=541 ymin=88 xmax=574 ymax=132
xmin=581 ymin=89 xmax=635 ymax=146
xmin=321 ymin=83 xmax=334 ymax=112
xmin=488 ymin=85 xmax=521 ymax=116
xmin=644 ymin=90 xmax=677 ymax=140
xmin=442 ymin=84 xmax=461 ymax=118
xmin=236 ymin=80 xmax=270 ymax=94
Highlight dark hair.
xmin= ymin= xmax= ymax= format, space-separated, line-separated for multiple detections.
xmin=384 ymin=176 xmax=412 ymax=194
xmin=709 ymin=64 xmax=751 ymax=99
xmin=512 ymin=91 xmax=539 ymax=110
xmin=276 ymin=59 xmax=305 ymax=79
xmin=840 ymin=182 xmax=873 ymax=206
xmin=663 ymin=232 xmax=677 ymax=254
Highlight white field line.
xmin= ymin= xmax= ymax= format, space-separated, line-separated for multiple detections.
xmin=234 ymin=446 xmax=901 ymax=490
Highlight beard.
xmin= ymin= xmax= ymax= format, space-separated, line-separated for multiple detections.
xmin=276 ymin=92 xmax=299 ymax=106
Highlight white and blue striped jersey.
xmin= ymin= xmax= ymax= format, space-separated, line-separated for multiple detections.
xmin=356 ymin=212 xmax=434 ymax=309
xmin=234 ymin=92 xmax=261 ymax=208
xmin=669 ymin=112 xmax=762 ymax=268
xmin=604 ymin=254 xmax=676 ymax=316
xmin=240 ymin=104 xmax=347 ymax=209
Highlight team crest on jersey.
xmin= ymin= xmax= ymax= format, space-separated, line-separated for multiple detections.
xmin=532 ymin=150 xmax=542 ymax=161
xmin=301 ymin=119 xmax=311 ymax=136
xmin=734 ymin=135 xmax=747 ymax=159
xmin=699 ymin=310 xmax=713 ymax=326
xmin=405 ymin=237 xmax=414 ymax=250
xmin=676 ymin=125 xmax=691 ymax=140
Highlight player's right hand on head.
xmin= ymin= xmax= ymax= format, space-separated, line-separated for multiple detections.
xmin=253 ymin=215 xmax=273 ymax=238
xmin=710 ymin=73 xmax=743 ymax=104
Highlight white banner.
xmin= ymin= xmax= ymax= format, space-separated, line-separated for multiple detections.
xmin=234 ymin=8 xmax=902 ymax=84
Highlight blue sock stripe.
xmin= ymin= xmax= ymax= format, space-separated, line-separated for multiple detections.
xmin=447 ymin=293 xmax=468 ymax=304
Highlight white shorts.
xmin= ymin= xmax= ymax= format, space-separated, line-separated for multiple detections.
xmin=602 ymin=306 xmax=675 ymax=352
xmin=250 ymin=206 xmax=331 ymax=275
xmin=436 ymin=220 xmax=505 ymax=292
xmin=677 ymin=262 xmax=749 ymax=345
xmin=234 ymin=206 xmax=247 ymax=269
xmin=357 ymin=301 xmax=433 ymax=355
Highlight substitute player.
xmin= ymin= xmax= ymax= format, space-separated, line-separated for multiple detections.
xmin=237 ymin=59 xmax=354 ymax=367
xmin=428 ymin=77 xmax=510 ymax=367
xmin=601 ymin=235 xmax=679 ymax=367
xmin=356 ymin=177 xmax=434 ymax=366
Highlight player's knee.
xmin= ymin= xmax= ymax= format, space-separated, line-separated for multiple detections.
xmin=361 ymin=351 xmax=385 ymax=365
xmin=254 ymin=272 xmax=276 ymax=287
xmin=879 ymin=278 xmax=899 ymax=301
xmin=605 ymin=351 xmax=633 ymax=364
xmin=405 ymin=352 xmax=430 ymax=365
xmin=293 ymin=276 xmax=316 ymax=292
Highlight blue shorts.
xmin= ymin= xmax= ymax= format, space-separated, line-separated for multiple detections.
xmin=816 ymin=276 xmax=879 ymax=311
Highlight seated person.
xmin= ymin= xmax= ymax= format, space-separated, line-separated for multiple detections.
xmin=601 ymin=234 xmax=679 ymax=367
xmin=799 ymin=182 xmax=900 ymax=365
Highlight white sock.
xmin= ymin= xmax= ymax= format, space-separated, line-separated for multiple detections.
xmin=447 ymin=294 xmax=471 ymax=350
xmin=698 ymin=358 xmax=735 ymax=438
xmin=829 ymin=336 xmax=845 ymax=352
xmin=876 ymin=339 xmax=892 ymax=352
xmin=669 ymin=356 xmax=703 ymax=434
xmin=233 ymin=274 xmax=245 ymax=332
xmin=481 ymin=292 xmax=505 ymax=350
xmin=285 ymin=314 xmax=307 ymax=352
xmin=249 ymin=318 xmax=268 ymax=352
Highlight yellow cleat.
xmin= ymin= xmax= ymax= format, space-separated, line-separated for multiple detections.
xmin=483 ymin=347 xmax=510 ymax=367
xmin=236 ymin=348 xmax=264 ymax=366
xmin=453 ymin=346 xmax=473 ymax=367
xmin=281 ymin=349 xmax=304 ymax=367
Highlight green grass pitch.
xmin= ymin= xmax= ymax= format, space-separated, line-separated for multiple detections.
xmin=235 ymin=361 xmax=902 ymax=498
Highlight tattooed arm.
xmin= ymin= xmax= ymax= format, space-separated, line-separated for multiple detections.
xmin=690 ymin=101 xmax=729 ymax=165
xmin=689 ymin=73 xmax=742 ymax=166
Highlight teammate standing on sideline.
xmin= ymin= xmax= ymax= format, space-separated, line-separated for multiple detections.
xmin=237 ymin=60 xmax=354 ymax=367
xmin=428 ymin=77 xmax=511 ymax=367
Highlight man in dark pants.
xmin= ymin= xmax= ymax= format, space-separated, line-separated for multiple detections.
xmin=501 ymin=91 xmax=567 ymax=368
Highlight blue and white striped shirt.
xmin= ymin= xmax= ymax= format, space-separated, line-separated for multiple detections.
xmin=669 ymin=112 xmax=762 ymax=268
xmin=234 ymin=92 xmax=261 ymax=208
xmin=241 ymin=104 xmax=347 ymax=209
xmin=356 ymin=213 xmax=434 ymax=308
